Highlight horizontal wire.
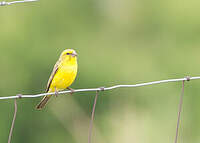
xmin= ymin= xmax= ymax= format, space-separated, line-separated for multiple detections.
xmin=0 ymin=76 xmax=199 ymax=100
xmin=0 ymin=0 xmax=37 ymax=6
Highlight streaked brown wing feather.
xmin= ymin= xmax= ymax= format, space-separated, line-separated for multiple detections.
xmin=46 ymin=59 xmax=61 ymax=92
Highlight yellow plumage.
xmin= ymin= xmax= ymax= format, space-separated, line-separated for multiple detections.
xmin=36 ymin=49 xmax=78 ymax=110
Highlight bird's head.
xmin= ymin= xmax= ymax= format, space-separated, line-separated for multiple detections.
xmin=60 ymin=49 xmax=78 ymax=62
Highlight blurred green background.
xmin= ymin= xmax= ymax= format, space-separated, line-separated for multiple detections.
xmin=0 ymin=0 xmax=200 ymax=142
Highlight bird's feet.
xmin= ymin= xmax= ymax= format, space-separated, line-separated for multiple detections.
xmin=54 ymin=88 xmax=59 ymax=97
xmin=67 ymin=87 xmax=75 ymax=95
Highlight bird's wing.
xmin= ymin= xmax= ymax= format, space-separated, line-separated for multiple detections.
xmin=46 ymin=59 xmax=61 ymax=92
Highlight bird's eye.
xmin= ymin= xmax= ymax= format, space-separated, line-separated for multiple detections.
xmin=66 ymin=53 xmax=70 ymax=55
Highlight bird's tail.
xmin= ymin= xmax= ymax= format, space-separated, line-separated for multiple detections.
xmin=36 ymin=95 xmax=52 ymax=110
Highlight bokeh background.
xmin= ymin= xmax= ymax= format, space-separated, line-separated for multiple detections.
xmin=0 ymin=0 xmax=200 ymax=142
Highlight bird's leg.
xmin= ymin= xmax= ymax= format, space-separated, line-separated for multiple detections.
xmin=54 ymin=87 xmax=59 ymax=97
xmin=67 ymin=87 xmax=75 ymax=95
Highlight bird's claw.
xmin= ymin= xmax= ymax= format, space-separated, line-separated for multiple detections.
xmin=67 ymin=87 xmax=75 ymax=95
xmin=55 ymin=88 xmax=58 ymax=97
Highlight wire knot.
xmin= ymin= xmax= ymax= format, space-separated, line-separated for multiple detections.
xmin=185 ymin=76 xmax=190 ymax=81
xmin=17 ymin=94 xmax=22 ymax=99
xmin=99 ymin=87 xmax=105 ymax=91
xmin=0 ymin=1 xmax=7 ymax=6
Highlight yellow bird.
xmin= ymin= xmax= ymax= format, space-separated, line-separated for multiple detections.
xmin=36 ymin=49 xmax=78 ymax=110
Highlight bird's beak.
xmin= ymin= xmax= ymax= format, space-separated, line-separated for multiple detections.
xmin=72 ymin=51 xmax=78 ymax=57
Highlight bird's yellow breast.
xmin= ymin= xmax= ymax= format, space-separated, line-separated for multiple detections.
xmin=49 ymin=57 xmax=77 ymax=92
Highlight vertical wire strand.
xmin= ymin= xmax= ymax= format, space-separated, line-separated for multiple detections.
xmin=174 ymin=81 xmax=185 ymax=143
xmin=8 ymin=99 xmax=17 ymax=143
xmin=88 ymin=91 xmax=99 ymax=143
